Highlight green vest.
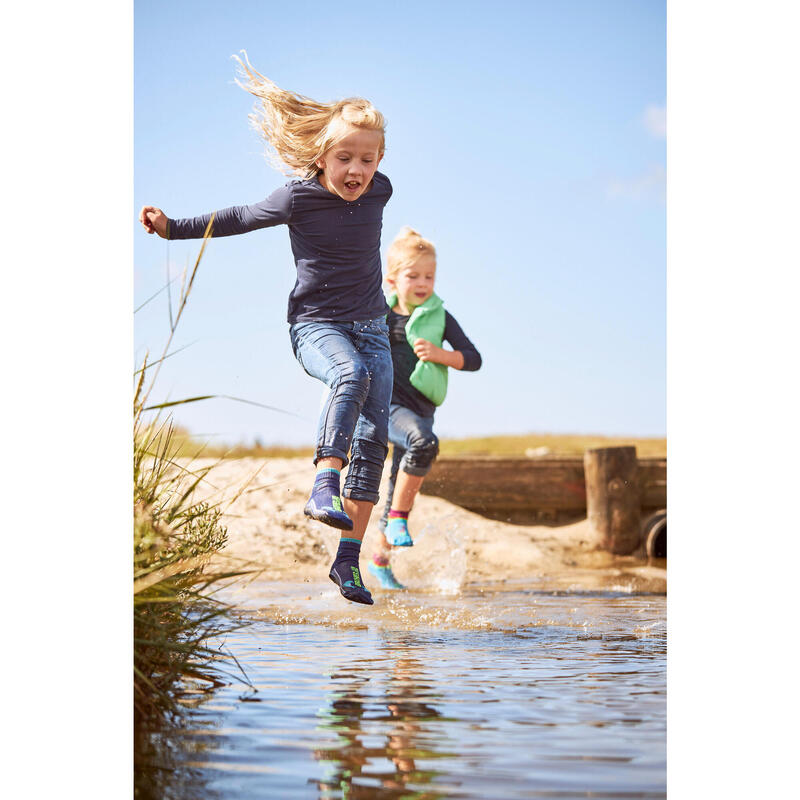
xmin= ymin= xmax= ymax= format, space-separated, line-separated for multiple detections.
xmin=388 ymin=291 xmax=448 ymax=406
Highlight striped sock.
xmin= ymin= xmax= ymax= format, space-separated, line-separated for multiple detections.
xmin=384 ymin=510 xmax=413 ymax=547
xmin=368 ymin=552 xmax=405 ymax=590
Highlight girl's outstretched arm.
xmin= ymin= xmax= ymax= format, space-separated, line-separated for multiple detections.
xmin=154 ymin=185 xmax=293 ymax=241
xmin=139 ymin=206 xmax=169 ymax=238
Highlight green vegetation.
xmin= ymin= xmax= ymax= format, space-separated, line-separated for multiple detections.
xmin=437 ymin=432 xmax=666 ymax=459
xmin=134 ymin=219 xmax=251 ymax=721
xmin=164 ymin=426 xmax=315 ymax=460
xmin=175 ymin=430 xmax=666 ymax=460
xmin=133 ymin=416 xmax=247 ymax=719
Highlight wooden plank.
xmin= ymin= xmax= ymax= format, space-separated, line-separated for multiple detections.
xmin=639 ymin=460 xmax=668 ymax=509
xmin=420 ymin=456 xmax=666 ymax=514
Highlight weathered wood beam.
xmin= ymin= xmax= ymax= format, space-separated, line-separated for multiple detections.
xmin=419 ymin=456 xmax=666 ymax=514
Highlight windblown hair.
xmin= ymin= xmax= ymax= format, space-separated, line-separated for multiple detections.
xmin=386 ymin=227 xmax=437 ymax=281
xmin=234 ymin=52 xmax=386 ymax=177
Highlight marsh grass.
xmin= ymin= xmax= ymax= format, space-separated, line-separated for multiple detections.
xmin=133 ymin=417 xmax=251 ymax=720
xmin=134 ymin=216 xmax=255 ymax=722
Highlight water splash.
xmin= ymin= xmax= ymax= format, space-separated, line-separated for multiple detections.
xmin=430 ymin=521 xmax=466 ymax=595
xmin=394 ymin=514 xmax=467 ymax=596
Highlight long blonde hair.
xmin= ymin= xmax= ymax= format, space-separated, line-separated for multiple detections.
xmin=386 ymin=227 xmax=437 ymax=282
xmin=233 ymin=52 xmax=386 ymax=177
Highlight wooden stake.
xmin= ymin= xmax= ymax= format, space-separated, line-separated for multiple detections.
xmin=583 ymin=446 xmax=641 ymax=555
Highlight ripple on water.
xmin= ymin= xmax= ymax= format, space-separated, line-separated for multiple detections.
xmin=227 ymin=578 xmax=665 ymax=636
xmin=137 ymin=583 xmax=665 ymax=799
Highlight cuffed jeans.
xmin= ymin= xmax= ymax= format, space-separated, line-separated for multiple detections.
xmin=289 ymin=318 xmax=392 ymax=505
xmin=378 ymin=404 xmax=440 ymax=531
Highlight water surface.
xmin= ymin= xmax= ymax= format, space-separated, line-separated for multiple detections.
xmin=138 ymin=581 xmax=666 ymax=799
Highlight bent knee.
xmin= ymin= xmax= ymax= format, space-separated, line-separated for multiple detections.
xmin=407 ymin=433 xmax=439 ymax=464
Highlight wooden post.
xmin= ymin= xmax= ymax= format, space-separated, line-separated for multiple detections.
xmin=583 ymin=447 xmax=641 ymax=555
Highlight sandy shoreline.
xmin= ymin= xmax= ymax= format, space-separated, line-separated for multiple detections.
xmin=182 ymin=457 xmax=666 ymax=595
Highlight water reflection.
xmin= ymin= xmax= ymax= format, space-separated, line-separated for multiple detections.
xmin=135 ymin=701 xmax=223 ymax=800
xmin=314 ymin=640 xmax=452 ymax=799
xmin=134 ymin=591 xmax=666 ymax=799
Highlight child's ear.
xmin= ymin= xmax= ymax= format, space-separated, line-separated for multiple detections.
xmin=386 ymin=275 xmax=395 ymax=288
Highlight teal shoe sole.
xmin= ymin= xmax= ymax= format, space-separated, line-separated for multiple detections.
xmin=368 ymin=561 xmax=405 ymax=590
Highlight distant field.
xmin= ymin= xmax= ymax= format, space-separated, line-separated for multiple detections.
xmin=438 ymin=433 xmax=665 ymax=458
xmin=171 ymin=429 xmax=666 ymax=460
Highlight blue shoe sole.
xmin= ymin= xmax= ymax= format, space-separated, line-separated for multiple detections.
xmin=304 ymin=500 xmax=354 ymax=531
xmin=367 ymin=562 xmax=405 ymax=590
xmin=329 ymin=566 xmax=374 ymax=605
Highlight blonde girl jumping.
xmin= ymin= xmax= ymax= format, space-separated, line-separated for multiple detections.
xmin=139 ymin=55 xmax=393 ymax=605
xmin=369 ymin=228 xmax=482 ymax=590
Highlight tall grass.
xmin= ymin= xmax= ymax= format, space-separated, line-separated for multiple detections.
xmin=134 ymin=217 xmax=251 ymax=721
xmin=133 ymin=416 xmax=248 ymax=719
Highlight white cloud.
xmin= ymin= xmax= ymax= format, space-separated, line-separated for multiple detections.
xmin=643 ymin=104 xmax=667 ymax=139
xmin=607 ymin=164 xmax=666 ymax=202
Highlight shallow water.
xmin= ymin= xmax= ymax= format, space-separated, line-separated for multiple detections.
xmin=137 ymin=582 xmax=666 ymax=799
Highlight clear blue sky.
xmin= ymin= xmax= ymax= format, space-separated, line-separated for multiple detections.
xmin=134 ymin=0 xmax=666 ymax=446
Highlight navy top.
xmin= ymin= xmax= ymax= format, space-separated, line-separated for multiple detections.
xmin=167 ymin=172 xmax=393 ymax=323
xmin=387 ymin=307 xmax=482 ymax=418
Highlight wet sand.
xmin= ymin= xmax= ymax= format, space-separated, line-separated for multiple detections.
xmin=186 ymin=457 xmax=666 ymax=595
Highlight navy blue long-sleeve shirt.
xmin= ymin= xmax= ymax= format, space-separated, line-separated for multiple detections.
xmin=388 ymin=307 xmax=482 ymax=418
xmin=167 ymin=172 xmax=392 ymax=323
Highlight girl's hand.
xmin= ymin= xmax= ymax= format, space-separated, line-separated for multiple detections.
xmin=413 ymin=338 xmax=441 ymax=363
xmin=139 ymin=205 xmax=168 ymax=238
xmin=413 ymin=338 xmax=465 ymax=369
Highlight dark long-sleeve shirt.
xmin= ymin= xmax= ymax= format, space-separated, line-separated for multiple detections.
xmin=388 ymin=307 xmax=482 ymax=418
xmin=167 ymin=172 xmax=392 ymax=324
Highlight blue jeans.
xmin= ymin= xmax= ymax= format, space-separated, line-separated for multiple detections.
xmin=289 ymin=318 xmax=392 ymax=505
xmin=378 ymin=404 xmax=440 ymax=531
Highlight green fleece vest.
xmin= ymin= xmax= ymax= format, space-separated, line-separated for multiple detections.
xmin=388 ymin=291 xmax=448 ymax=406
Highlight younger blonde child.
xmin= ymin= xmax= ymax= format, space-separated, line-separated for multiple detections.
xmin=139 ymin=55 xmax=394 ymax=605
xmin=369 ymin=228 xmax=482 ymax=589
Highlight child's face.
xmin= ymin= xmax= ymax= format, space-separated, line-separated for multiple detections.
xmin=389 ymin=254 xmax=437 ymax=310
xmin=316 ymin=127 xmax=384 ymax=201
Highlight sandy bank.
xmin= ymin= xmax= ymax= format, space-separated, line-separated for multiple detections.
xmin=182 ymin=457 xmax=666 ymax=595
